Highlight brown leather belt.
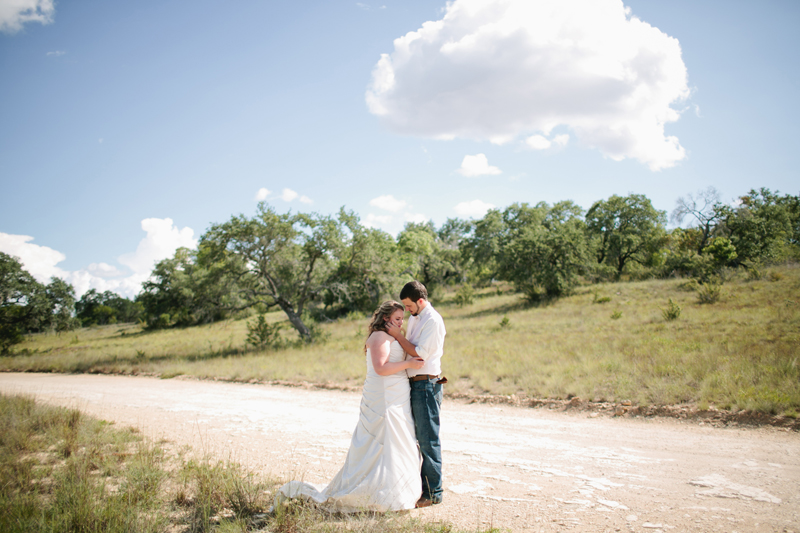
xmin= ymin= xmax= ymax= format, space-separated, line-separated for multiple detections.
xmin=409 ymin=374 xmax=439 ymax=381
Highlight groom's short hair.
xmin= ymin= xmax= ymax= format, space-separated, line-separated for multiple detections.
xmin=400 ymin=281 xmax=428 ymax=302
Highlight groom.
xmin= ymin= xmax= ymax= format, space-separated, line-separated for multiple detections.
xmin=387 ymin=280 xmax=446 ymax=508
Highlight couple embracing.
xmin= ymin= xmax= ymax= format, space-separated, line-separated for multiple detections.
xmin=274 ymin=280 xmax=446 ymax=512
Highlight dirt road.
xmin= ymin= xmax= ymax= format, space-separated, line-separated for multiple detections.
xmin=1 ymin=373 xmax=797 ymax=532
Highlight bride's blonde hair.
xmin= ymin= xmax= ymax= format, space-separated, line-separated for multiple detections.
xmin=364 ymin=300 xmax=404 ymax=353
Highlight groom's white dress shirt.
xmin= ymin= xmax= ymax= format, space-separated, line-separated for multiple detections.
xmin=405 ymin=303 xmax=446 ymax=378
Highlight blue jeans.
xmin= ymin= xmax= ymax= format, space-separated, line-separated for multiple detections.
xmin=410 ymin=377 xmax=443 ymax=503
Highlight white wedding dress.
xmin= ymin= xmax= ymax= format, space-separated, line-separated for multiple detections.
xmin=273 ymin=340 xmax=422 ymax=512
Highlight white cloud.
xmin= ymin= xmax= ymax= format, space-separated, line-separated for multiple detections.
xmin=46 ymin=50 xmax=65 ymax=57
xmin=553 ymin=134 xmax=569 ymax=147
xmin=404 ymin=213 xmax=429 ymax=224
xmin=117 ymin=218 xmax=196 ymax=279
xmin=280 ymin=188 xmax=299 ymax=202
xmin=87 ymin=262 xmax=125 ymax=278
xmin=363 ymin=213 xmax=392 ymax=228
xmin=0 ymin=232 xmax=68 ymax=282
xmin=526 ymin=135 xmax=551 ymax=150
xmin=369 ymin=194 xmax=408 ymax=212
xmin=255 ymin=187 xmax=270 ymax=201
xmin=457 ymin=153 xmax=502 ymax=177
xmin=366 ymin=0 xmax=689 ymax=171
xmin=454 ymin=199 xmax=496 ymax=218
xmin=299 ymin=195 xmax=313 ymax=204
xmin=0 ymin=0 xmax=54 ymax=34
xmin=526 ymin=133 xmax=569 ymax=150
xmin=0 ymin=219 xmax=196 ymax=299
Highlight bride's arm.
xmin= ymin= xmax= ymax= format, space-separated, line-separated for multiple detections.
xmin=367 ymin=332 xmax=424 ymax=376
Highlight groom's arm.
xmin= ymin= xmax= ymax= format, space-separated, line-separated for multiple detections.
xmin=386 ymin=324 xmax=420 ymax=357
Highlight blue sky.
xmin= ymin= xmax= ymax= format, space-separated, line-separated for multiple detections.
xmin=1 ymin=0 xmax=798 ymax=297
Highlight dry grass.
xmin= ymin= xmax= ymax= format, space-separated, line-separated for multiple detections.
xmin=4 ymin=264 xmax=799 ymax=415
xmin=0 ymin=394 xmax=498 ymax=533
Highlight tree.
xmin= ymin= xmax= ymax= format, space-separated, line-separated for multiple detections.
xmin=586 ymin=194 xmax=667 ymax=276
xmin=670 ymin=187 xmax=723 ymax=253
xmin=200 ymin=203 xmax=344 ymax=342
xmin=137 ymin=246 xmax=243 ymax=328
xmin=460 ymin=209 xmax=504 ymax=285
xmin=715 ymin=188 xmax=799 ymax=265
xmin=1 ymin=252 xmax=78 ymax=353
xmin=397 ymin=221 xmax=463 ymax=294
xmin=76 ymin=289 xmax=143 ymax=326
xmin=323 ymin=209 xmax=401 ymax=315
xmin=495 ymin=202 xmax=589 ymax=298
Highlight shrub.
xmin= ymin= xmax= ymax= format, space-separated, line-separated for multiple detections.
xmin=499 ymin=316 xmax=510 ymax=328
xmin=593 ymin=290 xmax=611 ymax=304
xmin=661 ymin=299 xmax=681 ymax=321
xmin=454 ymin=284 xmax=475 ymax=307
xmin=611 ymin=310 xmax=622 ymax=320
xmin=697 ymin=282 xmax=722 ymax=304
xmin=246 ymin=315 xmax=283 ymax=349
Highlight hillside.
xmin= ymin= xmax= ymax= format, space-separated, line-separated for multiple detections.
xmin=4 ymin=264 xmax=798 ymax=418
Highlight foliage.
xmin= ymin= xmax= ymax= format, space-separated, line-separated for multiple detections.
xmin=138 ymin=246 xmax=246 ymax=329
xmin=494 ymin=201 xmax=590 ymax=298
xmin=670 ymin=187 xmax=724 ymax=253
xmin=246 ymin=314 xmax=283 ymax=349
xmin=696 ymin=281 xmax=723 ymax=304
xmin=586 ymin=193 xmax=667 ymax=276
xmin=0 ymin=253 xmax=78 ymax=353
xmin=201 ymin=203 xmax=347 ymax=342
xmin=499 ymin=315 xmax=510 ymax=328
xmin=397 ymin=220 xmax=464 ymax=293
xmin=322 ymin=209 xmax=402 ymax=316
xmin=661 ymin=299 xmax=681 ymax=320
xmin=76 ymin=289 xmax=143 ymax=326
xmin=715 ymin=188 xmax=800 ymax=265
xmin=5 ymin=265 xmax=800 ymax=415
xmin=453 ymin=284 xmax=475 ymax=307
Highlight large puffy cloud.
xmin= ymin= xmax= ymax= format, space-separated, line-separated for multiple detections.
xmin=0 ymin=232 xmax=68 ymax=281
xmin=366 ymin=0 xmax=689 ymax=170
xmin=117 ymin=218 xmax=196 ymax=282
xmin=0 ymin=218 xmax=196 ymax=298
xmin=0 ymin=0 xmax=54 ymax=33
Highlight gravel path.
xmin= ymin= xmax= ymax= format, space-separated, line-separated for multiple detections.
xmin=1 ymin=373 xmax=798 ymax=532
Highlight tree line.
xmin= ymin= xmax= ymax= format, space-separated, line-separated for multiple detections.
xmin=2 ymin=187 xmax=798 ymax=351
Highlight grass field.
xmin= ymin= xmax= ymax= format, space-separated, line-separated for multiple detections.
xmin=0 ymin=393 xmax=497 ymax=533
xmin=3 ymin=264 xmax=799 ymax=416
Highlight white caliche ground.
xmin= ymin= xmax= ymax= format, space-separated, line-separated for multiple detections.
xmin=0 ymin=373 xmax=797 ymax=532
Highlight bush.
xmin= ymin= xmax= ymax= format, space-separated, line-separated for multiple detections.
xmin=246 ymin=315 xmax=283 ymax=349
xmin=611 ymin=310 xmax=622 ymax=320
xmin=593 ymin=290 xmax=611 ymax=304
xmin=697 ymin=282 xmax=722 ymax=304
xmin=454 ymin=284 xmax=475 ymax=307
xmin=661 ymin=299 xmax=681 ymax=321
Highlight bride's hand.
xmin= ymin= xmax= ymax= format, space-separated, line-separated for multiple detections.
xmin=408 ymin=357 xmax=425 ymax=370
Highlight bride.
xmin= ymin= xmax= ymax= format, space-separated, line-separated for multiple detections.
xmin=273 ymin=300 xmax=425 ymax=512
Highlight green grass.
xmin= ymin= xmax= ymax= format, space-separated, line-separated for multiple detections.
xmin=4 ymin=264 xmax=800 ymax=416
xmin=0 ymin=393 xmax=170 ymax=532
xmin=0 ymin=393 xmax=501 ymax=533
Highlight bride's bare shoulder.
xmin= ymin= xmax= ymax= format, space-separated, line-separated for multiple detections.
xmin=366 ymin=330 xmax=392 ymax=348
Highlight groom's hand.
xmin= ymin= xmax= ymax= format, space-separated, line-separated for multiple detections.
xmin=386 ymin=324 xmax=402 ymax=339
